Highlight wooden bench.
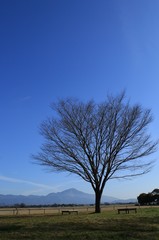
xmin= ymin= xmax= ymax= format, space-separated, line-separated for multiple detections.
xmin=117 ymin=208 xmax=137 ymax=214
xmin=61 ymin=210 xmax=78 ymax=215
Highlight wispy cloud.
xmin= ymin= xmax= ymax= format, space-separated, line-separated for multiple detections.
xmin=19 ymin=96 xmax=32 ymax=102
xmin=0 ymin=175 xmax=84 ymax=195
xmin=0 ymin=175 xmax=54 ymax=190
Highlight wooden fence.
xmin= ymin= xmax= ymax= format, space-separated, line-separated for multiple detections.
xmin=0 ymin=204 xmax=136 ymax=216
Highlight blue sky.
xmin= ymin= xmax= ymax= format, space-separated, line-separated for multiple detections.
xmin=0 ymin=0 xmax=159 ymax=199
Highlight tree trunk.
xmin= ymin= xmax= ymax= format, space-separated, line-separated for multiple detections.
xmin=95 ymin=189 xmax=102 ymax=213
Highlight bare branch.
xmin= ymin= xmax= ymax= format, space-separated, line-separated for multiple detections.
xmin=33 ymin=92 xmax=158 ymax=213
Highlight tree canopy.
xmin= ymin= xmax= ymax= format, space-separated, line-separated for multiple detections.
xmin=137 ymin=189 xmax=159 ymax=205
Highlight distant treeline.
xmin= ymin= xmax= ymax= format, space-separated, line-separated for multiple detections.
xmin=0 ymin=203 xmax=89 ymax=208
xmin=137 ymin=189 xmax=159 ymax=205
xmin=0 ymin=202 xmax=136 ymax=208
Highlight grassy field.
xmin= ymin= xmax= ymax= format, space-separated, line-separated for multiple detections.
xmin=0 ymin=207 xmax=159 ymax=240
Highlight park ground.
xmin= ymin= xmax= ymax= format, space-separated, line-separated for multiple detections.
xmin=0 ymin=206 xmax=159 ymax=240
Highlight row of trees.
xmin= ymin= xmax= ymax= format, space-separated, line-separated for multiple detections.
xmin=137 ymin=189 xmax=159 ymax=205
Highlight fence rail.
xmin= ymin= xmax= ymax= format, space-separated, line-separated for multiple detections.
xmin=0 ymin=206 xmax=92 ymax=216
xmin=0 ymin=205 xmax=136 ymax=216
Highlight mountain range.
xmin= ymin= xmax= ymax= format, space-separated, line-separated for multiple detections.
xmin=0 ymin=188 xmax=137 ymax=206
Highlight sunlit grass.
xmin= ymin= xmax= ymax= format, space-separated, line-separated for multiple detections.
xmin=0 ymin=207 xmax=159 ymax=239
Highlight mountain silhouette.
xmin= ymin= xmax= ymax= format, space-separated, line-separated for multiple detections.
xmin=0 ymin=188 xmax=136 ymax=206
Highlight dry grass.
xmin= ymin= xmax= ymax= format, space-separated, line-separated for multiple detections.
xmin=0 ymin=204 xmax=134 ymax=216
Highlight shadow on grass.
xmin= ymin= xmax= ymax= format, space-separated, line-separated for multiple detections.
xmin=0 ymin=224 xmax=24 ymax=232
xmin=30 ymin=215 xmax=159 ymax=240
xmin=0 ymin=214 xmax=159 ymax=240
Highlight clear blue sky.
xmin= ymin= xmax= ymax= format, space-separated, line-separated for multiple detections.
xmin=0 ymin=0 xmax=159 ymax=199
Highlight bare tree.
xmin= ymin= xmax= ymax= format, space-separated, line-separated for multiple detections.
xmin=33 ymin=93 xmax=158 ymax=213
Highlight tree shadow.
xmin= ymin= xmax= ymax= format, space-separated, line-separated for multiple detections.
xmin=0 ymin=224 xmax=24 ymax=232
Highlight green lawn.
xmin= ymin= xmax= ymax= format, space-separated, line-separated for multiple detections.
xmin=0 ymin=207 xmax=159 ymax=240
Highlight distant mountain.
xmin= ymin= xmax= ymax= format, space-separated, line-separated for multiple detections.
xmin=0 ymin=188 xmax=136 ymax=206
